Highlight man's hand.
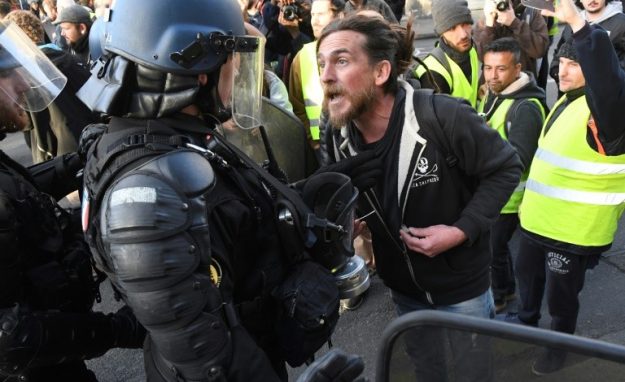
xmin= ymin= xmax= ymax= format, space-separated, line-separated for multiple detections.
xmin=483 ymin=0 xmax=498 ymax=27
xmin=496 ymin=2 xmax=516 ymax=26
xmin=541 ymin=0 xmax=585 ymax=32
xmin=399 ymin=224 xmax=467 ymax=257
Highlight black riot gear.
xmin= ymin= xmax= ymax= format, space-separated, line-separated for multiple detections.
xmin=79 ymin=0 xmax=358 ymax=380
xmin=0 ymin=20 xmax=145 ymax=380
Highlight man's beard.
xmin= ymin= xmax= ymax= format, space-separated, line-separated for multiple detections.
xmin=323 ymin=80 xmax=376 ymax=128
xmin=69 ymin=33 xmax=88 ymax=49
xmin=0 ymin=101 xmax=29 ymax=133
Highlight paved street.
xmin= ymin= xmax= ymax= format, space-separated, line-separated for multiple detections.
xmin=1 ymin=27 xmax=624 ymax=382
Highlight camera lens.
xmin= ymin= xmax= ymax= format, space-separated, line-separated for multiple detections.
xmin=283 ymin=5 xmax=297 ymax=21
xmin=496 ymin=0 xmax=509 ymax=11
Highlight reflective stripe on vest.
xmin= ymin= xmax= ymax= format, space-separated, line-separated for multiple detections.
xmin=520 ymin=95 xmax=625 ymax=246
xmin=300 ymin=42 xmax=322 ymax=140
xmin=478 ymin=97 xmax=545 ymax=213
xmin=415 ymin=47 xmax=479 ymax=108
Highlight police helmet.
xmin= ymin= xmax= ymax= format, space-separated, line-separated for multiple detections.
xmin=102 ymin=0 xmax=246 ymax=75
xmin=79 ymin=0 xmax=264 ymax=126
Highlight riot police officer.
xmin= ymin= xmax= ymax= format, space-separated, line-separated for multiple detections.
xmin=76 ymin=0 xmax=372 ymax=380
xmin=0 ymin=21 xmax=144 ymax=381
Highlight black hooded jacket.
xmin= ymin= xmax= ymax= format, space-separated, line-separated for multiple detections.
xmin=480 ymin=72 xmax=547 ymax=170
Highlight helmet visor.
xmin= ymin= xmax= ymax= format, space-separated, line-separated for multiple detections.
xmin=0 ymin=22 xmax=67 ymax=112
xmin=231 ymin=37 xmax=264 ymax=130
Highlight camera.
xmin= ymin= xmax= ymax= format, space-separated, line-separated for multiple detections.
xmin=496 ymin=0 xmax=510 ymax=11
xmin=283 ymin=2 xmax=304 ymax=21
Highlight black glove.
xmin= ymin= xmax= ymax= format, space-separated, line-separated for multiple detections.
xmin=109 ymin=305 xmax=147 ymax=349
xmin=78 ymin=123 xmax=107 ymax=162
xmin=296 ymin=349 xmax=366 ymax=382
xmin=316 ymin=150 xmax=383 ymax=192
xmin=28 ymin=153 xmax=83 ymax=199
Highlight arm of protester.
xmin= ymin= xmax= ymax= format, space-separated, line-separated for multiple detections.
xmin=544 ymin=0 xmax=625 ymax=149
xmin=400 ymin=224 xmax=467 ymax=257
xmin=507 ymin=100 xmax=544 ymax=170
xmin=434 ymin=96 xmax=523 ymax=245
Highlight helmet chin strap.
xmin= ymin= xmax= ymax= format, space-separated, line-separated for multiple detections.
xmin=198 ymin=69 xmax=232 ymax=123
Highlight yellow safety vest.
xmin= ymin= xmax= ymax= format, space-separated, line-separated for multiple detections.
xmin=415 ymin=47 xmax=479 ymax=108
xmin=520 ymin=95 xmax=625 ymax=246
xmin=299 ymin=41 xmax=322 ymax=140
xmin=477 ymin=97 xmax=545 ymax=213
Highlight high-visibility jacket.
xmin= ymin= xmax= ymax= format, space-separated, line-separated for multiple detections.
xmin=415 ymin=46 xmax=479 ymax=108
xmin=299 ymin=41 xmax=322 ymax=140
xmin=520 ymin=95 xmax=625 ymax=246
xmin=478 ymin=97 xmax=545 ymax=213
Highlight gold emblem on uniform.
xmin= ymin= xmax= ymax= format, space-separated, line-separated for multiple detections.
xmin=209 ymin=259 xmax=222 ymax=286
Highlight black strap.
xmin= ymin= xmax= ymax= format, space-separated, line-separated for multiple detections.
xmin=200 ymin=130 xmax=315 ymax=232
xmin=412 ymin=89 xmax=458 ymax=167
xmin=430 ymin=46 xmax=452 ymax=81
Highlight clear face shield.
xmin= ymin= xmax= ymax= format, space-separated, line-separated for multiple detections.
xmin=231 ymin=37 xmax=265 ymax=130
xmin=0 ymin=22 xmax=67 ymax=112
xmin=208 ymin=34 xmax=264 ymax=130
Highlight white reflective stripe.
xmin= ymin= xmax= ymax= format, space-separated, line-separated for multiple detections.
xmin=110 ymin=187 xmax=157 ymax=207
xmin=514 ymin=181 xmax=526 ymax=193
xmin=526 ymin=179 xmax=625 ymax=205
xmin=535 ymin=148 xmax=625 ymax=175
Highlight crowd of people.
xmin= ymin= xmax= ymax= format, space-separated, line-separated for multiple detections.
xmin=1 ymin=0 xmax=625 ymax=380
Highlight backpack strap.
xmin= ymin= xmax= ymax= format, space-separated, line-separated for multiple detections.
xmin=430 ymin=45 xmax=452 ymax=79
xmin=411 ymin=89 xmax=458 ymax=168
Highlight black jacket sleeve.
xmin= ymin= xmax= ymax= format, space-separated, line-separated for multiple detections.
xmin=507 ymin=101 xmax=543 ymax=170
xmin=574 ymin=23 xmax=625 ymax=154
xmin=433 ymin=96 xmax=523 ymax=243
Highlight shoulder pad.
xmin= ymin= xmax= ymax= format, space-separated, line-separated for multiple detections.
xmin=137 ymin=150 xmax=215 ymax=195
xmin=101 ymin=150 xmax=215 ymax=244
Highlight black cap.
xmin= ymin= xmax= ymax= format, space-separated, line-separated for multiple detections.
xmin=53 ymin=4 xmax=92 ymax=26
xmin=556 ymin=39 xmax=578 ymax=62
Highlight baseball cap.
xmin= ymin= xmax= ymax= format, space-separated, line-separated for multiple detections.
xmin=53 ymin=4 xmax=93 ymax=25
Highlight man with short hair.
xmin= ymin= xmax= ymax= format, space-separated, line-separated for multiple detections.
xmin=550 ymin=0 xmax=625 ymax=86
xmin=474 ymin=0 xmax=549 ymax=79
xmin=413 ymin=0 xmax=480 ymax=107
xmin=289 ymin=0 xmax=345 ymax=155
xmin=53 ymin=3 xmax=91 ymax=65
xmin=478 ymin=37 xmax=546 ymax=313
xmin=511 ymin=0 xmax=625 ymax=374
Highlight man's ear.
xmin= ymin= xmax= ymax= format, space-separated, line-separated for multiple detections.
xmin=374 ymin=60 xmax=392 ymax=87
xmin=198 ymin=74 xmax=209 ymax=86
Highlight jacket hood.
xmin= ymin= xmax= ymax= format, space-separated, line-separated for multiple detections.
xmin=582 ymin=1 xmax=623 ymax=24
xmin=485 ymin=72 xmax=546 ymax=102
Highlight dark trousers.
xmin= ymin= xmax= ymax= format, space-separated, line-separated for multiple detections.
xmin=515 ymin=235 xmax=590 ymax=334
xmin=490 ymin=214 xmax=519 ymax=301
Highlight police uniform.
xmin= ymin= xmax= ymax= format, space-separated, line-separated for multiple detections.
xmin=77 ymin=1 xmax=354 ymax=379
xmin=0 ymin=150 xmax=144 ymax=381
xmin=82 ymin=115 xmax=289 ymax=381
